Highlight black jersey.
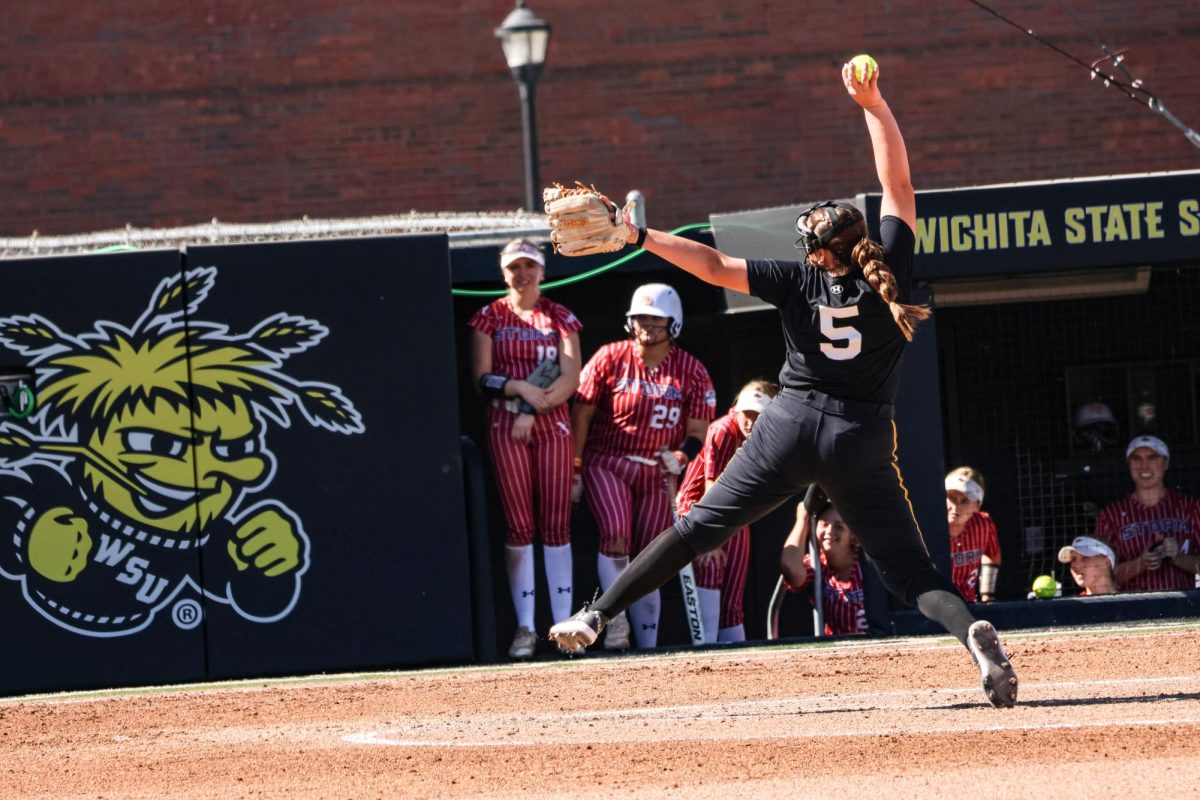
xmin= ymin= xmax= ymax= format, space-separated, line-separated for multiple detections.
xmin=746 ymin=216 xmax=916 ymax=405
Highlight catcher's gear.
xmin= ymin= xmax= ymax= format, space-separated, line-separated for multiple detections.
xmin=544 ymin=182 xmax=637 ymax=257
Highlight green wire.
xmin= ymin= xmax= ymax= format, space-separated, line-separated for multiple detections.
xmin=451 ymin=223 xmax=711 ymax=298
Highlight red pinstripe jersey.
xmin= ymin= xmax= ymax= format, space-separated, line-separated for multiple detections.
xmin=1094 ymin=489 xmax=1200 ymax=592
xmin=468 ymin=297 xmax=582 ymax=383
xmin=798 ymin=554 xmax=866 ymax=636
xmin=949 ymin=510 xmax=1001 ymax=602
xmin=576 ymin=340 xmax=716 ymax=458
xmin=677 ymin=412 xmax=742 ymax=516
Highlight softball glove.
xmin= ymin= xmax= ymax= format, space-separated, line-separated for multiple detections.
xmin=543 ymin=181 xmax=637 ymax=257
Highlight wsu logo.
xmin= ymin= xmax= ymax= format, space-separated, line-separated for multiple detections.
xmin=0 ymin=267 xmax=364 ymax=636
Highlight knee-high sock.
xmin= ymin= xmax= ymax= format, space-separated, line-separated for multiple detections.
xmin=597 ymin=553 xmax=629 ymax=592
xmin=697 ymin=587 xmax=721 ymax=645
xmin=629 ymin=590 xmax=661 ymax=648
xmin=717 ymin=624 xmax=745 ymax=643
xmin=506 ymin=544 xmax=536 ymax=630
xmin=594 ymin=527 xmax=697 ymax=619
xmin=915 ymin=588 xmax=976 ymax=646
xmin=543 ymin=543 xmax=574 ymax=622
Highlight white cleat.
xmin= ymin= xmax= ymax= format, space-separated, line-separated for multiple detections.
xmin=548 ymin=605 xmax=608 ymax=655
xmin=967 ymin=620 xmax=1018 ymax=708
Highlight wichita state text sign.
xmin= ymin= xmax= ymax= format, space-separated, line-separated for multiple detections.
xmin=859 ymin=170 xmax=1200 ymax=280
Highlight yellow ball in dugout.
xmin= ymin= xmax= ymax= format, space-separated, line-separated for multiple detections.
xmin=850 ymin=53 xmax=878 ymax=82
xmin=1031 ymin=574 xmax=1058 ymax=599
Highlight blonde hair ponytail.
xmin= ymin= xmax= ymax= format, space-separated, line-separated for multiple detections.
xmin=852 ymin=238 xmax=931 ymax=341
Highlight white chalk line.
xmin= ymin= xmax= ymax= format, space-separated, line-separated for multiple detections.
xmin=342 ymin=673 xmax=1200 ymax=748
xmin=343 ymin=716 xmax=1200 ymax=748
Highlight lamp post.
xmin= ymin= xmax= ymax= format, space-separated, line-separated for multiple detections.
xmin=495 ymin=1 xmax=551 ymax=212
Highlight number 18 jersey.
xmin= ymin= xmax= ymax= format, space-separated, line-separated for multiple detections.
xmin=576 ymin=340 xmax=716 ymax=459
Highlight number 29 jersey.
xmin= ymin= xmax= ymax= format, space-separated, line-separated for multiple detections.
xmin=746 ymin=216 xmax=915 ymax=406
xmin=575 ymin=340 xmax=716 ymax=459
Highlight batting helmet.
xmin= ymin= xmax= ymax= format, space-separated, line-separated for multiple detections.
xmin=626 ymin=283 xmax=683 ymax=339
xmin=1073 ymin=401 xmax=1119 ymax=451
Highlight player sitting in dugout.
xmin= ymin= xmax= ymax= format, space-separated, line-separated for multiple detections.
xmin=945 ymin=466 xmax=1002 ymax=602
xmin=1057 ymin=536 xmax=1118 ymax=596
xmin=779 ymin=485 xmax=867 ymax=637
xmin=1093 ymin=436 xmax=1200 ymax=592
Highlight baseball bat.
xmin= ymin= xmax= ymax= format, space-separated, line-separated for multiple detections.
xmin=766 ymin=574 xmax=786 ymax=640
xmin=767 ymin=486 xmax=827 ymax=640
xmin=663 ymin=466 xmax=706 ymax=646
xmin=809 ymin=512 xmax=825 ymax=639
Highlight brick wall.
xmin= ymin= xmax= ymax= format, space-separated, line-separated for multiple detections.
xmin=1 ymin=0 xmax=1196 ymax=236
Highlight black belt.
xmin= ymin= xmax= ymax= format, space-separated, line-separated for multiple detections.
xmin=783 ymin=387 xmax=895 ymax=420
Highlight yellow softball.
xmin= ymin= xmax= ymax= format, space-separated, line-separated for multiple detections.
xmin=850 ymin=54 xmax=878 ymax=82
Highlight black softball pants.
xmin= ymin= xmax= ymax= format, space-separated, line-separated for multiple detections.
xmin=592 ymin=387 xmax=976 ymax=644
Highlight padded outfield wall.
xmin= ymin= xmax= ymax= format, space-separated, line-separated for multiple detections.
xmin=0 ymin=234 xmax=473 ymax=696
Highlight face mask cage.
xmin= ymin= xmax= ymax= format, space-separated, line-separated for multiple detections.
xmin=794 ymin=201 xmax=862 ymax=256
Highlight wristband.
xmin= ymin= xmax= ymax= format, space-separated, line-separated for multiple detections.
xmin=479 ymin=373 xmax=509 ymax=399
xmin=678 ymin=435 xmax=702 ymax=462
xmin=633 ymin=226 xmax=648 ymax=249
xmin=518 ymin=401 xmax=536 ymax=415
xmin=979 ymin=563 xmax=999 ymax=597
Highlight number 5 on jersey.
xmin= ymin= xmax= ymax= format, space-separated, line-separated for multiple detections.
xmin=818 ymin=305 xmax=861 ymax=361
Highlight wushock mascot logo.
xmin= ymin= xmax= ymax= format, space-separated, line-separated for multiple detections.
xmin=0 ymin=267 xmax=364 ymax=637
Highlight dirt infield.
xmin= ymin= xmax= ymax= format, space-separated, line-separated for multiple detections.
xmin=4 ymin=622 xmax=1199 ymax=799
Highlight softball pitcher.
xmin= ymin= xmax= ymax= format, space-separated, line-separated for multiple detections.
xmin=675 ymin=380 xmax=778 ymax=643
xmin=470 ymin=238 xmax=582 ymax=660
xmin=572 ymin=283 xmax=716 ymax=649
xmin=550 ymin=62 xmax=1019 ymax=708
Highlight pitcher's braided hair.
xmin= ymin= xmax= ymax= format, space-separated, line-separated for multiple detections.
xmin=816 ymin=209 xmax=931 ymax=342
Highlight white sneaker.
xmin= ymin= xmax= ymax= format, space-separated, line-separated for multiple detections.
xmin=508 ymin=626 xmax=537 ymax=660
xmin=967 ymin=620 xmax=1018 ymax=708
xmin=548 ymin=605 xmax=608 ymax=655
xmin=603 ymin=611 xmax=630 ymax=651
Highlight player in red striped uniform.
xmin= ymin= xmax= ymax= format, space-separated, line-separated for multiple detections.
xmin=469 ymin=238 xmax=583 ymax=660
xmin=779 ymin=486 xmax=867 ymax=636
xmin=573 ymin=283 xmax=716 ymax=649
xmin=945 ymin=467 xmax=1002 ymax=602
xmin=676 ymin=380 xmax=779 ymax=643
xmin=1093 ymin=436 xmax=1200 ymax=593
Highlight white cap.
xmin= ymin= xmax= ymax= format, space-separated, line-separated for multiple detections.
xmin=945 ymin=472 xmax=984 ymax=505
xmin=1125 ymin=435 xmax=1169 ymax=460
xmin=1057 ymin=536 xmax=1117 ymax=572
xmin=500 ymin=240 xmax=545 ymax=269
xmin=734 ymin=388 xmax=771 ymax=414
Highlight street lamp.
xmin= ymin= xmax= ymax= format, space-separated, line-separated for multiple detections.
xmin=495 ymin=1 xmax=551 ymax=212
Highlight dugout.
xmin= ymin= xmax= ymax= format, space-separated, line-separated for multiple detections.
xmin=708 ymin=168 xmax=1200 ymax=633
xmin=453 ymin=169 xmax=1200 ymax=653
xmin=0 ymin=172 xmax=1196 ymax=696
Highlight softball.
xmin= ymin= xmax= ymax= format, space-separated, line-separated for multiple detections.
xmin=1031 ymin=574 xmax=1058 ymax=599
xmin=850 ymin=54 xmax=878 ymax=82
